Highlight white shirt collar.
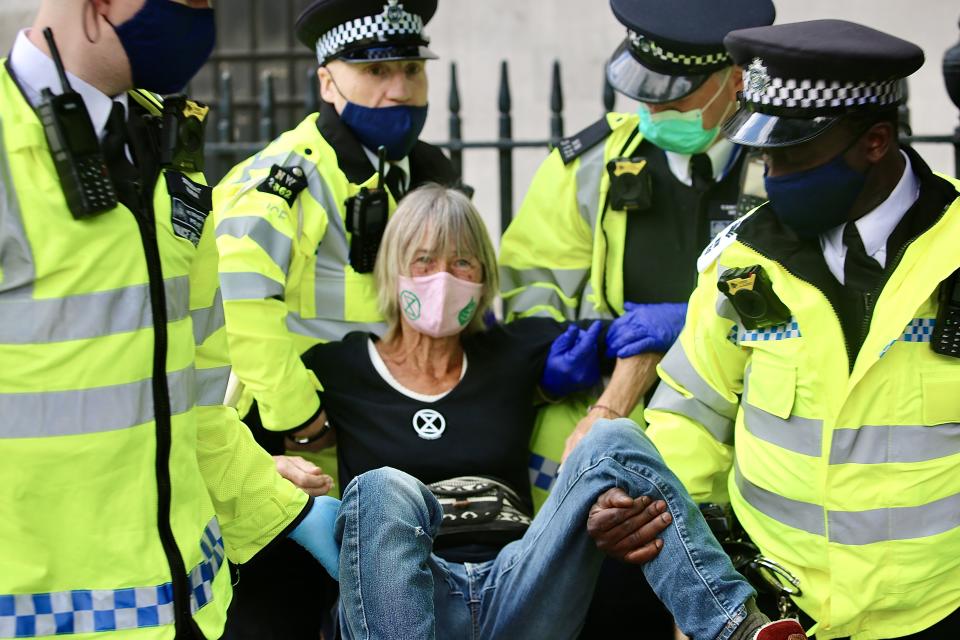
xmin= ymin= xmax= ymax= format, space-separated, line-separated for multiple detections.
xmin=9 ymin=29 xmax=126 ymax=139
xmin=362 ymin=146 xmax=410 ymax=190
xmin=664 ymin=138 xmax=739 ymax=186
xmin=820 ymin=150 xmax=919 ymax=283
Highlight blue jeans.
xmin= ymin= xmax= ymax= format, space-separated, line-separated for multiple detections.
xmin=335 ymin=419 xmax=755 ymax=640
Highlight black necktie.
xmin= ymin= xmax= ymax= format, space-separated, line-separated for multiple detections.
xmin=384 ymin=164 xmax=406 ymax=200
xmin=102 ymin=102 xmax=140 ymax=209
xmin=690 ymin=153 xmax=714 ymax=191
xmin=842 ymin=222 xmax=883 ymax=292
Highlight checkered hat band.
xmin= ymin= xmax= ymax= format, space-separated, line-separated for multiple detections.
xmin=316 ymin=7 xmax=425 ymax=61
xmin=742 ymin=74 xmax=903 ymax=109
xmin=628 ymin=30 xmax=730 ymax=70
xmin=0 ymin=519 xmax=224 ymax=638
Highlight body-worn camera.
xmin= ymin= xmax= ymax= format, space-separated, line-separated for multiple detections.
xmin=605 ymin=157 xmax=653 ymax=211
xmin=160 ymin=95 xmax=209 ymax=173
xmin=718 ymin=265 xmax=791 ymax=330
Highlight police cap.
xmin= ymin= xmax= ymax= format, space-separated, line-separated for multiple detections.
xmin=722 ymin=19 xmax=925 ymax=147
xmin=606 ymin=0 xmax=775 ymax=104
xmin=296 ymin=0 xmax=438 ymax=64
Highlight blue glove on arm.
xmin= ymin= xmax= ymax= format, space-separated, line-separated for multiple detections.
xmin=540 ymin=321 xmax=602 ymax=398
xmin=605 ymin=302 xmax=688 ymax=358
xmin=289 ymin=495 xmax=341 ymax=580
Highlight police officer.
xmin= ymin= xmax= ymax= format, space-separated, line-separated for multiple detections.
xmin=212 ymin=0 xmax=458 ymax=637
xmin=641 ymin=19 xmax=960 ymax=638
xmin=499 ymin=1 xmax=774 ymax=634
xmin=0 ymin=1 xmax=339 ymax=639
xmin=500 ymin=0 xmax=776 ymax=509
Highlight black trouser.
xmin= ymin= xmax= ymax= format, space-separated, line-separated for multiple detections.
xmin=578 ymin=559 xmax=674 ymax=639
xmin=221 ymin=540 xmax=338 ymax=640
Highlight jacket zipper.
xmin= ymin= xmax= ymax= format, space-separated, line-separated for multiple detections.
xmin=131 ymin=189 xmax=196 ymax=639
xmin=855 ymin=203 xmax=950 ymax=351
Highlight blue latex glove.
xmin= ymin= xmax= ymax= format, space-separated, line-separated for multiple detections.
xmin=289 ymin=495 xmax=341 ymax=580
xmin=540 ymin=321 xmax=602 ymax=398
xmin=605 ymin=302 xmax=688 ymax=358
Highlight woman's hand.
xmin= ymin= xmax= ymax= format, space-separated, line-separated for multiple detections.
xmin=274 ymin=455 xmax=334 ymax=497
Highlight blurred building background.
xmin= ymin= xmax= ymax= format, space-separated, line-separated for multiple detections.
xmin=3 ymin=0 xmax=959 ymax=244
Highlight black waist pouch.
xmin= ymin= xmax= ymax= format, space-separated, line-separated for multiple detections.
xmin=427 ymin=476 xmax=533 ymax=549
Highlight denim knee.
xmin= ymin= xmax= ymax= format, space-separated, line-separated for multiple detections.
xmin=341 ymin=467 xmax=442 ymax=532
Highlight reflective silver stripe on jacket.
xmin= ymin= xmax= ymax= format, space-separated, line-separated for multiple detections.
xmin=196 ymin=366 xmax=231 ymax=407
xmin=0 ymin=277 xmax=190 ymax=345
xmin=0 ymin=367 xmax=195 ymax=438
xmin=0 ymin=117 xmax=34 ymax=298
xmin=0 ymin=518 xmax=224 ymax=637
xmin=830 ymin=423 xmax=960 ymax=464
xmin=742 ymin=369 xmax=822 ymax=457
xmin=649 ymin=383 xmax=735 ymax=444
xmin=500 ymin=266 xmax=586 ymax=317
xmin=191 ymin=288 xmax=226 ymax=346
xmin=232 ymin=148 xmax=367 ymax=333
xmin=216 ymin=216 xmax=293 ymax=275
xmin=501 ymin=285 xmax=570 ymax=320
xmin=577 ymin=281 xmax=613 ymax=321
xmin=575 ymin=141 xmax=606 ymax=233
xmin=648 ymin=342 xmax=737 ymax=442
xmin=735 ymin=463 xmax=960 ymax=544
xmin=286 ymin=315 xmax=386 ymax=343
xmin=220 ymin=272 xmax=284 ymax=301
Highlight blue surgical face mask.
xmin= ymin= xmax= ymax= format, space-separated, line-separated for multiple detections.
xmin=637 ymin=68 xmax=732 ymax=155
xmin=339 ymin=102 xmax=428 ymax=161
xmin=763 ymin=148 xmax=867 ymax=240
xmin=109 ymin=0 xmax=215 ymax=95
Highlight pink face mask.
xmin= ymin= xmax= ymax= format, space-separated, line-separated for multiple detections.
xmin=397 ymin=272 xmax=483 ymax=337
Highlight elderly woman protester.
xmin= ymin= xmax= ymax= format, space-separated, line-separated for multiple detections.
xmin=289 ymin=185 xmax=806 ymax=640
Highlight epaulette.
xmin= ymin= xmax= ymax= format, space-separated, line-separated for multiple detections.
xmin=556 ymin=117 xmax=613 ymax=165
xmin=697 ymin=212 xmax=753 ymax=274
xmin=128 ymin=89 xmax=163 ymax=116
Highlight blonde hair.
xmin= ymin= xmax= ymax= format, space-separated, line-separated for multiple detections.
xmin=375 ymin=184 xmax=498 ymax=339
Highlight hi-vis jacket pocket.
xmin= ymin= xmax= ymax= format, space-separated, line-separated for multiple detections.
xmin=746 ymin=355 xmax=797 ymax=420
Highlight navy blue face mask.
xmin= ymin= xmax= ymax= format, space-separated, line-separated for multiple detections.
xmin=340 ymin=102 xmax=428 ymax=161
xmin=109 ymin=0 xmax=215 ymax=95
xmin=764 ymin=147 xmax=868 ymax=240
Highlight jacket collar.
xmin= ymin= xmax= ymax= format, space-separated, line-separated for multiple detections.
xmin=316 ymin=100 xmax=376 ymax=185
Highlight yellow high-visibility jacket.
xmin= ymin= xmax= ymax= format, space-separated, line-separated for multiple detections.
xmin=499 ymin=113 xmax=642 ymax=322
xmin=213 ymin=105 xmax=457 ymax=434
xmin=646 ymin=150 xmax=960 ymax=639
xmin=0 ymin=65 xmax=308 ymax=639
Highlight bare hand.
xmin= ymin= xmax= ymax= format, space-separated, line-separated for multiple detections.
xmin=285 ymin=411 xmax=335 ymax=453
xmin=587 ymin=487 xmax=672 ymax=564
xmin=561 ymin=406 xmax=617 ymax=462
xmin=274 ymin=455 xmax=334 ymax=497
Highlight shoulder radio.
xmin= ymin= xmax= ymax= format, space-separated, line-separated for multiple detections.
xmin=344 ymin=146 xmax=389 ymax=273
xmin=932 ymin=269 xmax=960 ymax=358
xmin=36 ymin=28 xmax=117 ymax=219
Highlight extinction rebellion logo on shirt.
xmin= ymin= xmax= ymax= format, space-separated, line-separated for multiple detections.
xmin=413 ymin=409 xmax=445 ymax=440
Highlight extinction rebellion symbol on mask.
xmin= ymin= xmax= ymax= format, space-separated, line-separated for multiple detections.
xmin=400 ymin=290 xmax=421 ymax=320
xmin=412 ymin=409 xmax=446 ymax=440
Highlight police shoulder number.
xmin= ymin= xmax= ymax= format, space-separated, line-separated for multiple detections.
xmin=257 ymin=164 xmax=308 ymax=206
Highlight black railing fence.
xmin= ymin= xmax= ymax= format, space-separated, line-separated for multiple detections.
xmin=192 ymin=16 xmax=960 ymax=236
